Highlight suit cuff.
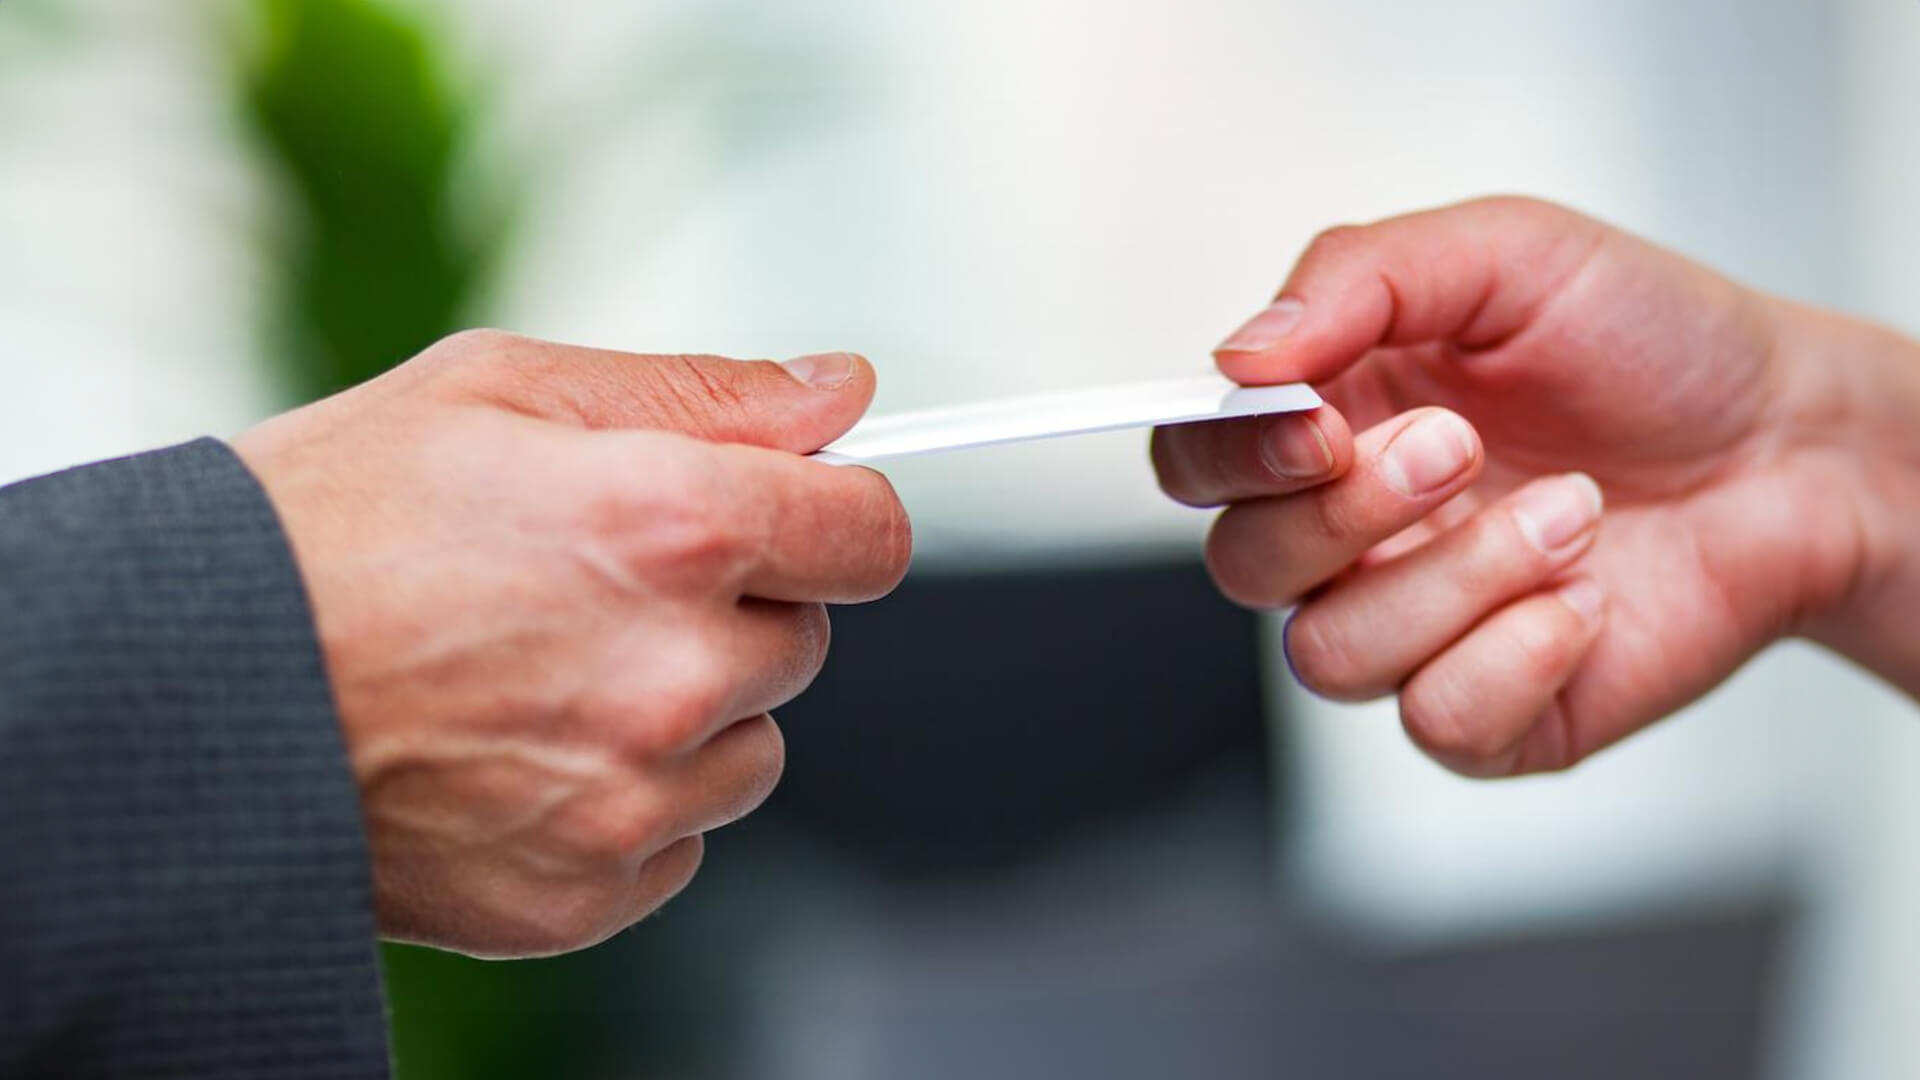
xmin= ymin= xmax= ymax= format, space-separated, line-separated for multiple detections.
xmin=0 ymin=438 xmax=389 ymax=1077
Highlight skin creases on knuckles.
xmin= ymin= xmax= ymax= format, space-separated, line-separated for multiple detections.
xmin=570 ymin=441 xmax=775 ymax=602
xmin=537 ymin=769 xmax=684 ymax=869
xmin=557 ymin=625 xmax=734 ymax=762
xmin=420 ymin=328 xmax=553 ymax=397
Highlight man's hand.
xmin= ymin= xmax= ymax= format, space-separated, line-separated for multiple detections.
xmin=1153 ymin=197 xmax=1920 ymax=778
xmin=233 ymin=331 xmax=911 ymax=958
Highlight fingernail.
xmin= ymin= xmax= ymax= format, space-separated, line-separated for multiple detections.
xmin=1377 ymin=411 xmax=1475 ymax=497
xmin=1558 ymin=577 xmax=1606 ymax=622
xmin=1216 ymin=298 xmax=1305 ymax=355
xmin=782 ymin=352 xmax=857 ymax=390
xmin=1512 ymin=473 xmax=1603 ymax=554
xmin=1259 ymin=412 xmax=1334 ymax=480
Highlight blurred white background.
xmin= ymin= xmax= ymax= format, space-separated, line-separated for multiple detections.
xmin=4 ymin=1 xmax=1918 ymax=1075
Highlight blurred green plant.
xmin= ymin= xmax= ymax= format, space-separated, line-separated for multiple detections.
xmin=239 ymin=0 xmax=511 ymax=402
xmin=0 ymin=0 xmax=70 ymax=33
xmin=0 ymin=0 xmax=80 ymax=69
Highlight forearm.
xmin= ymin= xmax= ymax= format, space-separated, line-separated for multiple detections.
xmin=1779 ymin=300 xmax=1920 ymax=695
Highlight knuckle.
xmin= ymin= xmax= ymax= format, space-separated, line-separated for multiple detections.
xmin=1309 ymin=488 xmax=1369 ymax=546
xmin=790 ymin=603 xmax=832 ymax=685
xmin=633 ymin=835 xmax=706 ymax=917
xmin=1283 ymin=610 xmax=1374 ymax=701
xmin=503 ymin=878 xmax=629 ymax=956
xmin=570 ymin=684 xmax=640 ymax=732
xmin=808 ymin=469 xmax=913 ymax=594
xmin=646 ymin=354 xmax=752 ymax=426
xmin=435 ymin=327 xmax=526 ymax=361
xmin=574 ymin=686 xmax=658 ymax=753
xmin=1204 ymin=515 xmax=1286 ymax=609
xmin=652 ymin=645 xmax=737 ymax=748
xmin=585 ymin=454 xmax=762 ymax=590
xmin=1505 ymin=626 xmax=1566 ymax=684
xmin=1150 ymin=425 xmax=1219 ymax=507
xmin=425 ymin=329 xmax=583 ymax=420
xmin=1514 ymin=700 xmax=1582 ymax=776
xmin=651 ymin=501 xmax=756 ymax=579
xmin=1203 ymin=531 xmax=1265 ymax=609
xmin=579 ymin=649 xmax=734 ymax=759
xmin=1462 ymin=509 xmax=1550 ymax=593
xmin=866 ymin=479 xmax=915 ymax=588
xmin=428 ymin=329 xmax=541 ymax=386
xmin=1194 ymin=435 xmax=1236 ymax=503
xmin=1304 ymin=223 xmax=1368 ymax=263
xmin=1473 ymin=193 xmax=1562 ymax=221
xmin=1148 ymin=428 xmax=1190 ymax=497
xmin=554 ymin=785 xmax=674 ymax=865
xmin=1505 ymin=616 xmax=1574 ymax=685
xmin=753 ymin=716 xmax=788 ymax=789
xmin=1399 ymin=680 xmax=1494 ymax=765
xmin=729 ymin=715 xmax=788 ymax=818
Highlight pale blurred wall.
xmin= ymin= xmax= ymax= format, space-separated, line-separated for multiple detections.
xmin=1782 ymin=3 xmax=1920 ymax=1078
xmin=0 ymin=2 xmax=274 ymax=486
xmin=477 ymin=0 xmax=1684 ymax=558
xmin=4 ymin=2 xmax=1919 ymax=1077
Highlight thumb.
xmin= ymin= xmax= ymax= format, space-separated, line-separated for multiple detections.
xmin=623 ymin=350 xmax=878 ymax=453
xmin=449 ymin=332 xmax=877 ymax=453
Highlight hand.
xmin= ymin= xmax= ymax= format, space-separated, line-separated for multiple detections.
xmin=233 ymin=331 xmax=912 ymax=957
xmin=1153 ymin=197 xmax=1920 ymax=778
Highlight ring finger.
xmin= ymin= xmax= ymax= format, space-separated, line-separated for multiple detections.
xmin=715 ymin=599 xmax=830 ymax=726
xmin=1283 ymin=471 xmax=1604 ymax=700
xmin=1398 ymin=579 xmax=1607 ymax=777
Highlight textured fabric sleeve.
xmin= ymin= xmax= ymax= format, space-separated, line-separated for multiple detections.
xmin=0 ymin=438 xmax=390 ymax=1079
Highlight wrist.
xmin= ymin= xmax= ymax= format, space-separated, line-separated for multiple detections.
xmin=1771 ymin=298 xmax=1920 ymax=688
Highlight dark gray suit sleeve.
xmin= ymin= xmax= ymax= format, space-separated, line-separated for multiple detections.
xmin=0 ymin=439 xmax=390 ymax=1079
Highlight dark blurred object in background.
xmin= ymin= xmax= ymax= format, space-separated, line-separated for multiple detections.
xmin=767 ymin=560 xmax=1276 ymax=877
xmin=571 ymin=557 xmax=1782 ymax=1080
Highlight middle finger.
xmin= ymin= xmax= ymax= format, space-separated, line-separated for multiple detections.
xmin=1205 ymin=408 xmax=1482 ymax=608
xmin=1152 ymin=406 xmax=1353 ymax=507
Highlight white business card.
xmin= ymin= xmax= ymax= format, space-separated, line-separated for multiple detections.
xmin=811 ymin=374 xmax=1321 ymax=466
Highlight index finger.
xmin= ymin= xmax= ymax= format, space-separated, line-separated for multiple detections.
xmin=1151 ymin=405 xmax=1354 ymax=508
xmin=1212 ymin=196 xmax=1609 ymax=386
xmin=709 ymin=444 xmax=914 ymax=604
